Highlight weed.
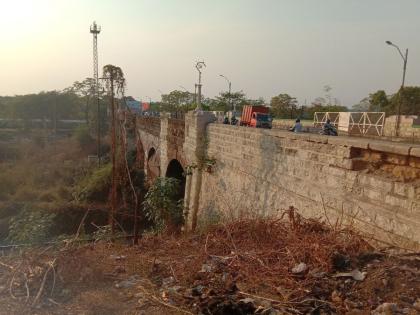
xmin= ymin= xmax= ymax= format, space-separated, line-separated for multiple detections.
xmin=143 ymin=177 xmax=184 ymax=231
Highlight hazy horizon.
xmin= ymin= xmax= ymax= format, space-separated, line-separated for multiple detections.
xmin=1 ymin=0 xmax=420 ymax=106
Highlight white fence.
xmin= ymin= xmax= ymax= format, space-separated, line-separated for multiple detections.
xmin=314 ymin=112 xmax=385 ymax=136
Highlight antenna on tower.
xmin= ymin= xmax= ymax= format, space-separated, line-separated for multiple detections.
xmin=90 ymin=21 xmax=101 ymax=164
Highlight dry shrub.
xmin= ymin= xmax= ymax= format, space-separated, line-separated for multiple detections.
xmin=130 ymin=207 xmax=372 ymax=304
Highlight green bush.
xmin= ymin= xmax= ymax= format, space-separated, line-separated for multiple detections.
xmin=142 ymin=177 xmax=184 ymax=231
xmin=73 ymin=125 xmax=94 ymax=150
xmin=74 ymin=163 xmax=112 ymax=202
xmin=7 ymin=206 xmax=56 ymax=244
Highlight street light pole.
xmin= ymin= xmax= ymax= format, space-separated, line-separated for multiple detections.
xmin=219 ymin=74 xmax=232 ymax=112
xmin=386 ymin=40 xmax=408 ymax=137
xmin=195 ymin=61 xmax=206 ymax=110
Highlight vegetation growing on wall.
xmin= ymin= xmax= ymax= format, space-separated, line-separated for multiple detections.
xmin=142 ymin=177 xmax=184 ymax=231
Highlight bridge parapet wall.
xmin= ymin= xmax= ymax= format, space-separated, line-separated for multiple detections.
xmin=136 ymin=116 xmax=161 ymax=137
xmin=167 ymin=118 xmax=185 ymax=148
xmin=197 ymin=124 xmax=420 ymax=250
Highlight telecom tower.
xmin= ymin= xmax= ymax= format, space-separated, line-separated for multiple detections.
xmin=90 ymin=21 xmax=101 ymax=162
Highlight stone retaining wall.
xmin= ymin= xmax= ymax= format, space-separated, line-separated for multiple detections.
xmin=198 ymin=124 xmax=420 ymax=250
xmin=384 ymin=115 xmax=420 ymax=140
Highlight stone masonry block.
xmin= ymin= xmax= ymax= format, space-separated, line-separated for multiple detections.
xmin=358 ymin=174 xmax=394 ymax=192
xmin=327 ymin=136 xmax=369 ymax=149
xmin=393 ymin=182 xmax=416 ymax=199
xmin=363 ymin=187 xmax=385 ymax=202
xmin=385 ymin=194 xmax=413 ymax=210
xmin=410 ymin=147 xmax=420 ymax=158
xmin=368 ymin=140 xmax=410 ymax=155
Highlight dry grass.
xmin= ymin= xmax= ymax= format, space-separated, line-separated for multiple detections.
xmin=0 ymin=209 xmax=418 ymax=314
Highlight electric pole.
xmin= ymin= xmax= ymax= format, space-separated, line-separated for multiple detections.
xmin=386 ymin=40 xmax=408 ymax=137
xmin=219 ymin=74 xmax=232 ymax=112
xmin=90 ymin=21 xmax=101 ymax=163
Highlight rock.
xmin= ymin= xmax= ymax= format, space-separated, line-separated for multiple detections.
xmin=292 ymin=262 xmax=308 ymax=274
xmin=372 ymin=302 xmax=398 ymax=315
xmin=239 ymin=298 xmax=255 ymax=305
xmin=109 ymin=255 xmax=126 ymax=260
xmin=0 ymin=285 xmax=6 ymax=294
xmin=200 ymin=263 xmax=213 ymax=273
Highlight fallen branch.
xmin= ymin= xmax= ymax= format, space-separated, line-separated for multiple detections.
xmin=239 ymin=291 xmax=302 ymax=314
xmin=32 ymin=259 xmax=56 ymax=307
xmin=9 ymin=273 xmax=17 ymax=299
xmin=24 ymin=273 xmax=30 ymax=303
xmin=0 ymin=261 xmax=14 ymax=270
xmin=138 ymin=286 xmax=194 ymax=315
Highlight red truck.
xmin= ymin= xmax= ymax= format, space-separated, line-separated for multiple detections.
xmin=240 ymin=105 xmax=272 ymax=128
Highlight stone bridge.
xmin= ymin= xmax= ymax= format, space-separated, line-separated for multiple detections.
xmin=135 ymin=111 xmax=420 ymax=250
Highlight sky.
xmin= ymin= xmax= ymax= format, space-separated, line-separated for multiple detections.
xmin=1 ymin=0 xmax=420 ymax=107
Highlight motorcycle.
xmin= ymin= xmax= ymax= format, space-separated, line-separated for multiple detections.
xmin=319 ymin=125 xmax=338 ymax=136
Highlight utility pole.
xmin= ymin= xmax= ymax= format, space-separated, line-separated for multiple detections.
xmin=53 ymin=91 xmax=57 ymax=135
xmin=195 ymin=61 xmax=206 ymax=110
xmin=102 ymin=65 xmax=125 ymax=236
xmin=219 ymin=74 xmax=232 ymax=112
xmin=386 ymin=40 xmax=408 ymax=137
xmin=90 ymin=21 xmax=101 ymax=164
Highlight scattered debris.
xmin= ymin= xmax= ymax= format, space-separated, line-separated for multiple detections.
xmin=110 ymin=255 xmax=127 ymax=261
xmin=0 ymin=210 xmax=419 ymax=314
xmin=291 ymin=262 xmax=308 ymax=274
xmin=334 ymin=269 xmax=366 ymax=281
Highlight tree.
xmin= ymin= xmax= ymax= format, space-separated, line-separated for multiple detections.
xmin=324 ymin=85 xmax=333 ymax=105
xmin=247 ymin=97 xmax=265 ymax=106
xmin=390 ymin=86 xmax=420 ymax=115
xmin=161 ymin=90 xmax=194 ymax=112
xmin=270 ymin=94 xmax=298 ymax=119
xmin=213 ymin=91 xmax=248 ymax=112
xmin=369 ymin=90 xmax=389 ymax=112
xmin=352 ymin=97 xmax=370 ymax=112
xmin=71 ymin=78 xmax=96 ymax=125
xmin=313 ymin=85 xmax=341 ymax=107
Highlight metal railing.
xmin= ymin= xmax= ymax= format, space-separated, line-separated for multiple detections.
xmin=314 ymin=112 xmax=385 ymax=136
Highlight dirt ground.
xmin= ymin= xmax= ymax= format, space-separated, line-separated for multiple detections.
xmin=0 ymin=212 xmax=419 ymax=315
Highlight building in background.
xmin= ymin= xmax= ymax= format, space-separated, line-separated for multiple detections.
xmin=125 ymin=96 xmax=142 ymax=114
